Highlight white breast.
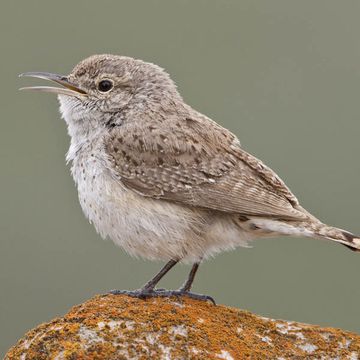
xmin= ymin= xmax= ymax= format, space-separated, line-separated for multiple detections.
xmin=70 ymin=148 xmax=211 ymax=262
xmin=70 ymin=149 xmax=254 ymax=263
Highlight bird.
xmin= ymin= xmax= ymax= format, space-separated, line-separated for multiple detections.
xmin=20 ymin=54 xmax=359 ymax=304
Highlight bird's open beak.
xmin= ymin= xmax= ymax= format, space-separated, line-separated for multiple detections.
xmin=19 ymin=72 xmax=87 ymax=97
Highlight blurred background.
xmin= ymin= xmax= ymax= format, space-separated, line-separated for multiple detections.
xmin=1 ymin=0 xmax=360 ymax=355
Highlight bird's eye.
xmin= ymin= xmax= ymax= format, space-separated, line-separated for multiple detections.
xmin=98 ymin=79 xmax=113 ymax=92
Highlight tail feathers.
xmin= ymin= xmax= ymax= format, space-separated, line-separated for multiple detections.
xmin=244 ymin=217 xmax=360 ymax=252
xmin=313 ymin=225 xmax=360 ymax=252
xmin=343 ymin=244 xmax=360 ymax=252
xmin=338 ymin=231 xmax=360 ymax=252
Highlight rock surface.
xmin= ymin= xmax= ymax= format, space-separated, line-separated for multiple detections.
xmin=4 ymin=294 xmax=360 ymax=359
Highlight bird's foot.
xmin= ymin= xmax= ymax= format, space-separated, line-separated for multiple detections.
xmin=108 ymin=289 xmax=155 ymax=299
xmin=109 ymin=288 xmax=216 ymax=304
xmin=155 ymin=289 xmax=216 ymax=305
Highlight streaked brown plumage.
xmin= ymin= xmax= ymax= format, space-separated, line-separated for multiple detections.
xmin=20 ymin=54 xmax=360 ymax=303
xmin=105 ymin=114 xmax=304 ymax=219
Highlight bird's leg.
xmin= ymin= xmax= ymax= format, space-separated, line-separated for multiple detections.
xmin=141 ymin=259 xmax=179 ymax=292
xmin=178 ymin=262 xmax=200 ymax=292
xmin=110 ymin=260 xmax=215 ymax=304
xmin=109 ymin=259 xmax=179 ymax=297
xmin=153 ymin=262 xmax=216 ymax=304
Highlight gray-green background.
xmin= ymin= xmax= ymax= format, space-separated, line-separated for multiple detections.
xmin=1 ymin=0 xmax=360 ymax=355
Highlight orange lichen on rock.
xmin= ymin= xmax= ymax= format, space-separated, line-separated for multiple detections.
xmin=4 ymin=294 xmax=360 ymax=359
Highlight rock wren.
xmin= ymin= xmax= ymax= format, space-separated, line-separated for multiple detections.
xmin=20 ymin=54 xmax=359 ymax=303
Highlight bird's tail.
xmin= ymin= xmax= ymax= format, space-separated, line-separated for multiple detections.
xmin=245 ymin=217 xmax=360 ymax=252
xmin=314 ymin=224 xmax=360 ymax=252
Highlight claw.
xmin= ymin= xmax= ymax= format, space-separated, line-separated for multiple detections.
xmin=108 ymin=289 xmax=154 ymax=298
xmin=167 ymin=290 xmax=216 ymax=305
xmin=108 ymin=289 xmax=216 ymax=305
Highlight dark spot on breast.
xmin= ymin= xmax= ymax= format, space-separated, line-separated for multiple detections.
xmin=138 ymin=139 xmax=145 ymax=148
xmin=118 ymin=137 xmax=123 ymax=144
xmin=158 ymin=157 xmax=164 ymax=165
xmin=157 ymin=144 xmax=163 ymax=151
xmin=133 ymin=134 xmax=139 ymax=140
xmin=106 ymin=122 xmax=116 ymax=129
xmin=113 ymin=146 xmax=119 ymax=153
xmin=159 ymin=134 xmax=167 ymax=141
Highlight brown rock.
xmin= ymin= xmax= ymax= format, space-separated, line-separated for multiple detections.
xmin=4 ymin=294 xmax=360 ymax=359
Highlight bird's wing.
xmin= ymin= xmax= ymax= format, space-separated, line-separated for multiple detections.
xmin=104 ymin=114 xmax=306 ymax=220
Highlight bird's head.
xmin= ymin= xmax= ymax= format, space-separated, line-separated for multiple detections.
xmin=20 ymin=54 xmax=181 ymax=135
